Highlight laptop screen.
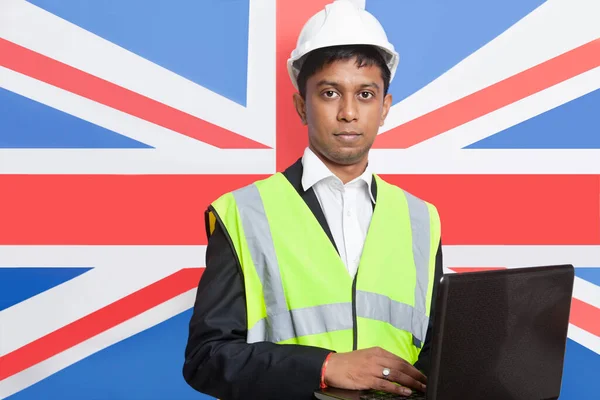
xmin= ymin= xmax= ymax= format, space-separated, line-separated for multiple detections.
xmin=428 ymin=266 xmax=573 ymax=400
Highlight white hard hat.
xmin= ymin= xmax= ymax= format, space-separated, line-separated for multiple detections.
xmin=287 ymin=0 xmax=399 ymax=90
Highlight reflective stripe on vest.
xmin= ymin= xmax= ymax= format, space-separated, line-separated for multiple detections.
xmin=233 ymin=182 xmax=432 ymax=344
xmin=248 ymin=302 xmax=353 ymax=343
xmin=404 ymin=190 xmax=431 ymax=345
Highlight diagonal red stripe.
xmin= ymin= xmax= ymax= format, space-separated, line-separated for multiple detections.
xmin=373 ymin=38 xmax=600 ymax=148
xmin=0 ymin=267 xmax=203 ymax=381
xmin=570 ymin=298 xmax=600 ymax=337
xmin=0 ymin=38 xmax=269 ymax=150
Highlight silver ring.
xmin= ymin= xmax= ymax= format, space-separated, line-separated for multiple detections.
xmin=382 ymin=368 xmax=391 ymax=379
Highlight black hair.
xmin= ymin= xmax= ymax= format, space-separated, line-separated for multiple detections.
xmin=296 ymin=44 xmax=391 ymax=99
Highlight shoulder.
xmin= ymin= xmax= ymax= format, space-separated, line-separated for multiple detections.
xmin=373 ymin=174 xmax=438 ymax=210
xmin=213 ymin=158 xmax=304 ymax=206
xmin=374 ymin=174 xmax=442 ymax=235
xmin=211 ymin=173 xmax=288 ymax=209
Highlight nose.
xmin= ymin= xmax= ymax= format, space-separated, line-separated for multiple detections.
xmin=337 ymin=95 xmax=358 ymax=123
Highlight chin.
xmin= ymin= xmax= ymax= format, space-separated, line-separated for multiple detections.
xmin=329 ymin=150 xmax=366 ymax=166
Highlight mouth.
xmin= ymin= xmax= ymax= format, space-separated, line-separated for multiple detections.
xmin=333 ymin=131 xmax=362 ymax=142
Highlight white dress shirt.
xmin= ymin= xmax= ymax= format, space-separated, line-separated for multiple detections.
xmin=301 ymin=147 xmax=375 ymax=279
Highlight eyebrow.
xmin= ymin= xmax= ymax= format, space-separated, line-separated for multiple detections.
xmin=316 ymin=80 xmax=380 ymax=90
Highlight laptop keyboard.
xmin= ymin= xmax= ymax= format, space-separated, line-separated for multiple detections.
xmin=359 ymin=390 xmax=425 ymax=400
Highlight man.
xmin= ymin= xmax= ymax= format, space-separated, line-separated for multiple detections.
xmin=183 ymin=1 xmax=443 ymax=399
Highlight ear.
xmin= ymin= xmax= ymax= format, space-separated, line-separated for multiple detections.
xmin=293 ymin=93 xmax=307 ymax=125
xmin=380 ymin=93 xmax=393 ymax=127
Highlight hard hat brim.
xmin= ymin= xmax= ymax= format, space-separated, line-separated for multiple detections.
xmin=287 ymin=44 xmax=399 ymax=91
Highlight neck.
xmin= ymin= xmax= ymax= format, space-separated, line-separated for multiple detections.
xmin=311 ymin=146 xmax=368 ymax=184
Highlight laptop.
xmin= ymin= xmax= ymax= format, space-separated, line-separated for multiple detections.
xmin=315 ymin=265 xmax=574 ymax=400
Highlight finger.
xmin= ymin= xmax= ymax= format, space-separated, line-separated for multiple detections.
xmin=375 ymin=357 xmax=427 ymax=385
xmin=398 ymin=362 xmax=428 ymax=385
xmin=376 ymin=348 xmax=426 ymax=380
xmin=387 ymin=369 xmax=427 ymax=393
xmin=369 ymin=377 xmax=413 ymax=397
xmin=368 ymin=363 xmax=425 ymax=393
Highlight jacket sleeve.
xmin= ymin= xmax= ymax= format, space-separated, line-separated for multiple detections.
xmin=413 ymin=240 xmax=443 ymax=375
xmin=183 ymin=220 xmax=332 ymax=400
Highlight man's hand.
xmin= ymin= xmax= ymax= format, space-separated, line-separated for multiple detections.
xmin=324 ymin=347 xmax=427 ymax=396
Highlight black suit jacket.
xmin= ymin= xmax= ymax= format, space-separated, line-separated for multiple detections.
xmin=183 ymin=159 xmax=443 ymax=400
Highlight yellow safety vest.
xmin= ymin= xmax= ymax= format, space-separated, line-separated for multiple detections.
xmin=206 ymin=172 xmax=441 ymax=364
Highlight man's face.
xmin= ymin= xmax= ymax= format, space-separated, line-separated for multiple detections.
xmin=294 ymin=58 xmax=392 ymax=166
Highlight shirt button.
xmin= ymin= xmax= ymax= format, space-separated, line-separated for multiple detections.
xmin=346 ymin=210 xmax=351 ymax=217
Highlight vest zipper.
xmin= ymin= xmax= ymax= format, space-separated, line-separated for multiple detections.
xmin=351 ymin=273 xmax=358 ymax=351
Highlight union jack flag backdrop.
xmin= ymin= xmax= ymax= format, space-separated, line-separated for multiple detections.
xmin=0 ymin=0 xmax=598 ymax=399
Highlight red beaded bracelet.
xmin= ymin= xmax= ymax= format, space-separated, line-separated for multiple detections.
xmin=320 ymin=352 xmax=334 ymax=389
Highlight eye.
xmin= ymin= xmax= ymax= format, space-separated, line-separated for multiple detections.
xmin=323 ymin=90 xmax=339 ymax=99
xmin=359 ymin=91 xmax=374 ymax=99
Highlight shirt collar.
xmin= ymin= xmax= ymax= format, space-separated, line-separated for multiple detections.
xmin=301 ymin=147 xmax=376 ymax=203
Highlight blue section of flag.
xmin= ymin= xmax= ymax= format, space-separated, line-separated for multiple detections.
xmin=560 ymin=340 xmax=600 ymax=399
xmin=575 ymin=268 xmax=600 ymax=287
xmin=0 ymin=267 xmax=91 ymax=311
xmin=29 ymin=0 xmax=250 ymax=106
xmin=465 ymin=89 xmax=600 ymax=149
xmin=367 ymin=0 xmax=546 ymax=104
xmin=7 ymin=309 xmax=212 ymax=400
xmin=8 ymin=310 xmax=599 ymax=400
xmin=0 ymin=88 xmax=152 ymax=148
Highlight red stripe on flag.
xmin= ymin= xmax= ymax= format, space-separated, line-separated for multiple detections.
xmin=0 ymin=267 xmax=203 ymax=381
xmin=0 ymin=175 xmax=264 ymax=245
xmin=373 ymin=38 xmax=600 ymax=148
xmin=276 ymin=0 xmax=330 ymax=170
xmin=570 ymin=298 xmax=600 ymax=337
xmin=1 ymin=174 xmax=598 ymax=245
xmin=382 ymin=174 xmax=600 ymax=245
xmin=0 ymin=38 xmax=269 ymax=150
